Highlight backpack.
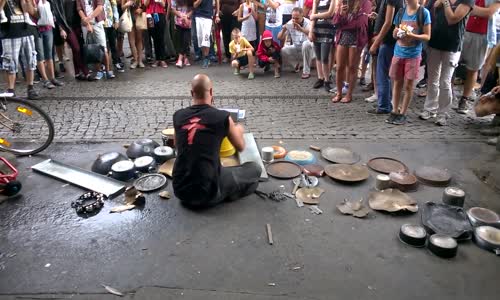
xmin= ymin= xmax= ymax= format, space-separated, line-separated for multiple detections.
xmin=395 ymin=5 xmax=425 ymax=34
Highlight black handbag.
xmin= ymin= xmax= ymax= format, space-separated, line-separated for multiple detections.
xmin=82 ymin=32 xmax=105 ymax=64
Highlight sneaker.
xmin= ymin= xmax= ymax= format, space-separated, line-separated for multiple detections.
xmin=150 ymin=61 xmax=158 ymax=68
xmin=43 ymin=80 xmax=55 ymax=89
xmin=27 ymin=88 xmax=40 ymax=100
xmin=367 ymin=108 xmax=390 ymax=115
xmin=416 ymin=78 xmax=427 ymax=88
xmin=209 ymin=56 xmax=218 ymax=63
xmin=324 ymin=81 xmax=332 ymax=92
xmin=51 ymin=79 xmax=64 ymax=86
xmin=392 ymin=114 xmax=407 ymax=125
xmin=313 ymin=79 xmax=324 ymax=89
xmin=59 ymin=62 xmax=66 ymax=73
xmin=94 ymin=71 xmax=104 ymax=80
xmin=130 ymin=62 xmax=138 ymax=69
xmin=342 ymin=83 xmax=349 ymax=94
xmin=176 ymin=58 xmax=183 ymax=68
xmin=264 ymin=64 xmax=271 ymax=72
xmin=106 ymin=71 xmax=115 ymax=79
xmin=362 ymin=82 xmax=374 ymax=92
xmin=456 ymin=96 xmax=470 ymax=114
xmin=419 ymin=110 xmax=436 ymax=120
xmin=435 ymin=114 xmax=448 ymax=126
xmin=138 ymin=62 xmax=145 ymax=68
xmin=183 ymin=57 xmax=191 ymax=66
xmin=55 ymin=71 xmax=65 ymax=79
xmin=301 ymin=73 xmax=310 ymax=79
xmin=385 ymin=113 xmax=398 ymax=124
xmin=274 ymin=69 xmax=281 ymax=78
xmin=233 ymin=68 xmax=240 ymax=75
xmin=248 ymin=72 xmax=255 ymax=80
xmin=202 ymin=58 xmax=209 ymax=69
xmin=75 ymin=73 xmax=85 ymax=80
xmin=359 ymin=77 xmax=367 ymax=86
xmin=115 ymin=63 xmax=125 ymax=73
xmin=33 ymin=73 xmax=41 ymax=84
xmin=160 ymin=61 xmax=168 ymax=68
xmin=294 ymin=63 xmax=300 ymax=73
xmin=365 ymin=94 xmax=377 ymax=103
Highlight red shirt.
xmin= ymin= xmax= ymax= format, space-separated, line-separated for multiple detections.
xmin=466 ymin=0 xmax=488 ymax=34
xmin=146 ymin=1 xmax=165 ymax=14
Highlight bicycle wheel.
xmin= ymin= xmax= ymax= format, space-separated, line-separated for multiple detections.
xmin=0 ymin=97 xmax=54 ymax=156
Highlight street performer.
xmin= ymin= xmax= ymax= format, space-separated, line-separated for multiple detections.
xmin=172 ymin=74 xmax=261 ymax=209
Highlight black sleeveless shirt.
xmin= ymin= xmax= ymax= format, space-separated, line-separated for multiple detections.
xmin=173 ymin=104 xmax=230 ymax=203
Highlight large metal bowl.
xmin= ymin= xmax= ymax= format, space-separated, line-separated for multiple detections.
xmin=126 ymin=139 xmax=160 ymax=159
xmin=91 ymin=152 xmax=128 ymax=175
xmin=474 ymin=226 xmax=500 ymax=255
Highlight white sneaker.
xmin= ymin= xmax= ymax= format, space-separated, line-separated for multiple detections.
xmin=365 ymin=94 xmax=377 ymax=103
xmin=435 ymin=114 xmax=448 ymax=126
xmin=419 ymin=110 xmax=437 ymax=120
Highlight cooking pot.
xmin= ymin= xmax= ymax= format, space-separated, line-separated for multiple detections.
xmin=91 ymin=152 xmax=128 ymax=175
xmin=134 ymin=156 xmax=155 ymax=173
xmin=427 ymin=234 xmax=458 ymax=259
xmin=126 ymin=138 xmax=160 ymax=159
xmin=467 ymin=207 xmax=500 ymax=228
xmin=473 ymin=226 xmax=500 ymax=255
xmin=110 ymin=160 xmax=136 ymax=181
xmin=153 ymin=146 xmax=175 ymax=164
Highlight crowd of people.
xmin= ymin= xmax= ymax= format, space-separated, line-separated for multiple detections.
xmin=1 ymin=0 xmax=500 ymax=130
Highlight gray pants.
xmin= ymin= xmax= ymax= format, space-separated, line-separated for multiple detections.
xmin=280 ymin=40 xmax=315 ymax=74
xmin=423 ymin=47 xmax=461 ymax=115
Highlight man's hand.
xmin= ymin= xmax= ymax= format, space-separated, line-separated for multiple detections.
xmin=340 ymin=4 xmax=348 ymax=15
xmin=434 ymin=0 xmax=443 ymax=7
xmin=113 ymin=22 xmax=119 ymax=30
xmin=269 ymin=57 xmax=275 ymax=63
xmin=87 ymin=23 xmax=94 ymax=33
xmin=308 ymin=31 xmax=315 ymax=42
xmin=293 ymin=22 xmax=304 ymax=32
xmin=369 ymin=40 xmax=380 ymax=55
xmin=60 ymin=29 xmax=67 ymax=39
xmin=215 ymin=15 xmax=220 ymax=23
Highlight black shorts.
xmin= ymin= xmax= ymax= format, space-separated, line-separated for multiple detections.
xmin=54 ymin=27 xmax=64 ymax=46
xmin=235 ymin=55 xmax=248 ymax=66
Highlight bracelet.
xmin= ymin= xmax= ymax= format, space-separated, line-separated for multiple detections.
xmin=71 ymin=191 xmax=106 ymax=214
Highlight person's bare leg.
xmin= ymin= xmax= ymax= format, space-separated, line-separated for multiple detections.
xmin=401 ymin=79 xmax=415 ymax=115
xmin=25 ymin=69 xmax=34 ymax=86
xmin=37 ymin=61 xmax=49 ymax=81
xmin=316 ymin=59 xmax=324 ymax=80
xmin=329 ymin=45 xmax=336 ymax=76
xmin=135 ymin=29 xmax=143 ymax=63
xmin=342 ymin=47 xmax=362 ymax=102
xmin=463 ymin=69 xmax=478 ymax=98
xmin=45 ymin=59 xmax=55 ymax=80
xmin=202 ymin=47 xmax=209 ymax=57
xmin=6 ymin=73 xmax=16 ymax=90
xmin=334 ymin=45 xmax=347 ymax=101
xmin=56 ymin=44 xmax=64 ymax=62
xmin=392 ymin=78 xmax=403 ymax=114
xmin=104 ymin=52 xmax=110 ymax=72
xmin=248 ymin=50 xmax=255 ymax=73
xmin=128 ymin=30 xmax=138 ymax=62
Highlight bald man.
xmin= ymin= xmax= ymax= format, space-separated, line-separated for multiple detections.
xmin=172 ymin=74 xmax=261 ymax=209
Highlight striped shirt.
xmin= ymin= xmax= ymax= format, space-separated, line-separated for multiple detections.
xmin=312 ymin=0 xmax=335 ymax=43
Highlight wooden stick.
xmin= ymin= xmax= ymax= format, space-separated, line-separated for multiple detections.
xmin=266 ymin=224 xmax=274 ymax=245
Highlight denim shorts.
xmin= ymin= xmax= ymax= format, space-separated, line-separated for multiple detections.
xmin=35 ymin=30 xmax=54 ymax=62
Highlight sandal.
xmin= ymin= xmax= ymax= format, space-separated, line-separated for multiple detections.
xmin=340 ymin=97 xmax=352 ymax=103
xmin=331 ymin=94 xmax=342 ymax=103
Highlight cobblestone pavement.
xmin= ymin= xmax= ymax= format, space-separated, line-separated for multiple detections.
xmin=13 ymin=64 xmax=493 ymax=142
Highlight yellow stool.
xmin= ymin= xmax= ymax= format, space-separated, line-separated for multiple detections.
xmin=220 ymin=137 xmax=236 ymax=157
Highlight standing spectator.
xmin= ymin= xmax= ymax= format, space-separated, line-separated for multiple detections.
xmin=51 ymin=0 xmax=91 ymax=80
xmin=1 ymin=0 xmax=40 ymax=99
xmin=332 ymin=0 xmax=371 ymax=103
xmin=172 ymin=0 xmax=192 ymax=67
xmin=367 ymin=0 xmax=404 ymax=114
xmin=254 ymin=0 xmax=267 ymax=39
xmin=386 ymin=0 xmax=430 ymax=125
xmin=163 ymin=0 xmax=177 ymax=62
xmin=456 ymin=0 xmax=500 ymax=114
xmin=122 ymin=0 xmax=146 ymax=69
xmin=280 ymin=0 xmax=300 ymax=25
xmin=145 ymin=0 xmax=168 ymax=67
xmin=257 ymin=29 xmax=282 ymax=77
xmin=193 ymin=0 xmax=220 ymax=68
xmin=265 ymin=0 xmax=284 ymax=44
xmin=238 ymin=0 xmax=258 ymax=47
xmin=230 ymin=28 xmax=256 ymax=79
xmin=419 ymin=0 xmax=474 ymax=125
xmin=103 ymin=0 xmax=121 ymax=75
xmin=77 ymin=0 xmax=112 ymax=79
xmin=309 ymin=0 xmax=336 ymax=92
xmin=35 ymin=0 xmax=65 ymax=89
xmin=220 ymin=0 xmax=241 ymax=63
xmin=304 ymin=0 xmax=313 ymax=16
xmin=278 ymin=7 xmax=314 ymax=78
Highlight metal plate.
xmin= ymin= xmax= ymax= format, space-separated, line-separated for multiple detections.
xmin=158 ymin=158 xmax=175 ymax=177
xmin=467 ymin=207 xmax=500 ymax=227
xmin=421 ymin=202 xmax=472 ymax=240
xmin=367 ymin=157 xmax=408 ymax=174
xmin=32 ymin=159 xmax=126 ymax=198
xmin=389 ymin=171 xmax=418 ymax=192
xmin=266 ymin=161 xmax=302 ymax=179
xmin=415 ymin=166 xmax=451 ymax=186
xmin=324 ymin=164 xmax=369 ymax=182
xmin=321 ymin=147 xmax=360 ymax=165
xmin=134 ymin=174 xmax=167 ymax=192
xmin=368 ymin=188 xmax=418 ymax=213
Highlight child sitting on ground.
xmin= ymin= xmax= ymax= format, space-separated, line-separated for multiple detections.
xmin=257 ymin=30 xmax=281 ymax=78
xmin=229 ymin=28 xmax=255 ymax=80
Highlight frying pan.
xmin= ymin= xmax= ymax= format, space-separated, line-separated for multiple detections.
xmin=266 ymin=161 xmax=302 ymax=179
xmin=421 ymin=202 xmax=472 ymax=241
xmin=324 ymin=164 xmax=369 ymax=182
xmin=473 ymin=226 xmax=500 ymax=255
xmin=367 ymin=157 xmax=408 ymax=174
xmin=321 ymin=147 xmax=360 ymax=165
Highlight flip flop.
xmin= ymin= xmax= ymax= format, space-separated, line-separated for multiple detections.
xmin=340 ymin=97 xmax=352 ymax=103
xmin=331 ymin=94 xmax=342 ymax=103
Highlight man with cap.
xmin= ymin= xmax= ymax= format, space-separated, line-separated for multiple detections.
xmin=172 ymin=74 xmax=261 ymax=209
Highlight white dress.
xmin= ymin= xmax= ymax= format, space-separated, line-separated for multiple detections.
xmin=241 ymin=2 xmax=257 ymax=42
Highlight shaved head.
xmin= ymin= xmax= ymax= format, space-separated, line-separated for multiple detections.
xmin=191 ymin=74 xmax=213 ymax=103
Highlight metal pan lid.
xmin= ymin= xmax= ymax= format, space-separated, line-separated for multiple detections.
xmin=111 ymin=160 xmax=135 ymax=172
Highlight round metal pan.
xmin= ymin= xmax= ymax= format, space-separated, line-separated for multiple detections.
xmin=389 ymin=171 xmax=418 ymax=192
xmin=134 ymin=174 xmax=167 ymax=192
xmin=415 ymin=166 xmax=451 ymax=187
xmin=324 ymin=164 xmax=370 ymax=182
xmin=473 ymin=226 xmax=500 ymax=255
xmin=467 ymin=207 xmax=500 ymax=228
xmin=367 ymin=157 xmax=408 ymax=174
xmin=321 ymin=147 xmax=360 ymax=165
xmin=302 ymin=164 xmax=325 ymax=177
xmin=266 ymin=161 xmax=302 ymax=179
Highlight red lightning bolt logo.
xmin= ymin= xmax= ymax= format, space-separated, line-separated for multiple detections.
xmin=181 ymin=117 xmax=206 ymax=145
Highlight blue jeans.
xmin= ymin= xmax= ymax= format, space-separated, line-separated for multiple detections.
xmin=376 ymin=43 xmax=394 ymax=113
